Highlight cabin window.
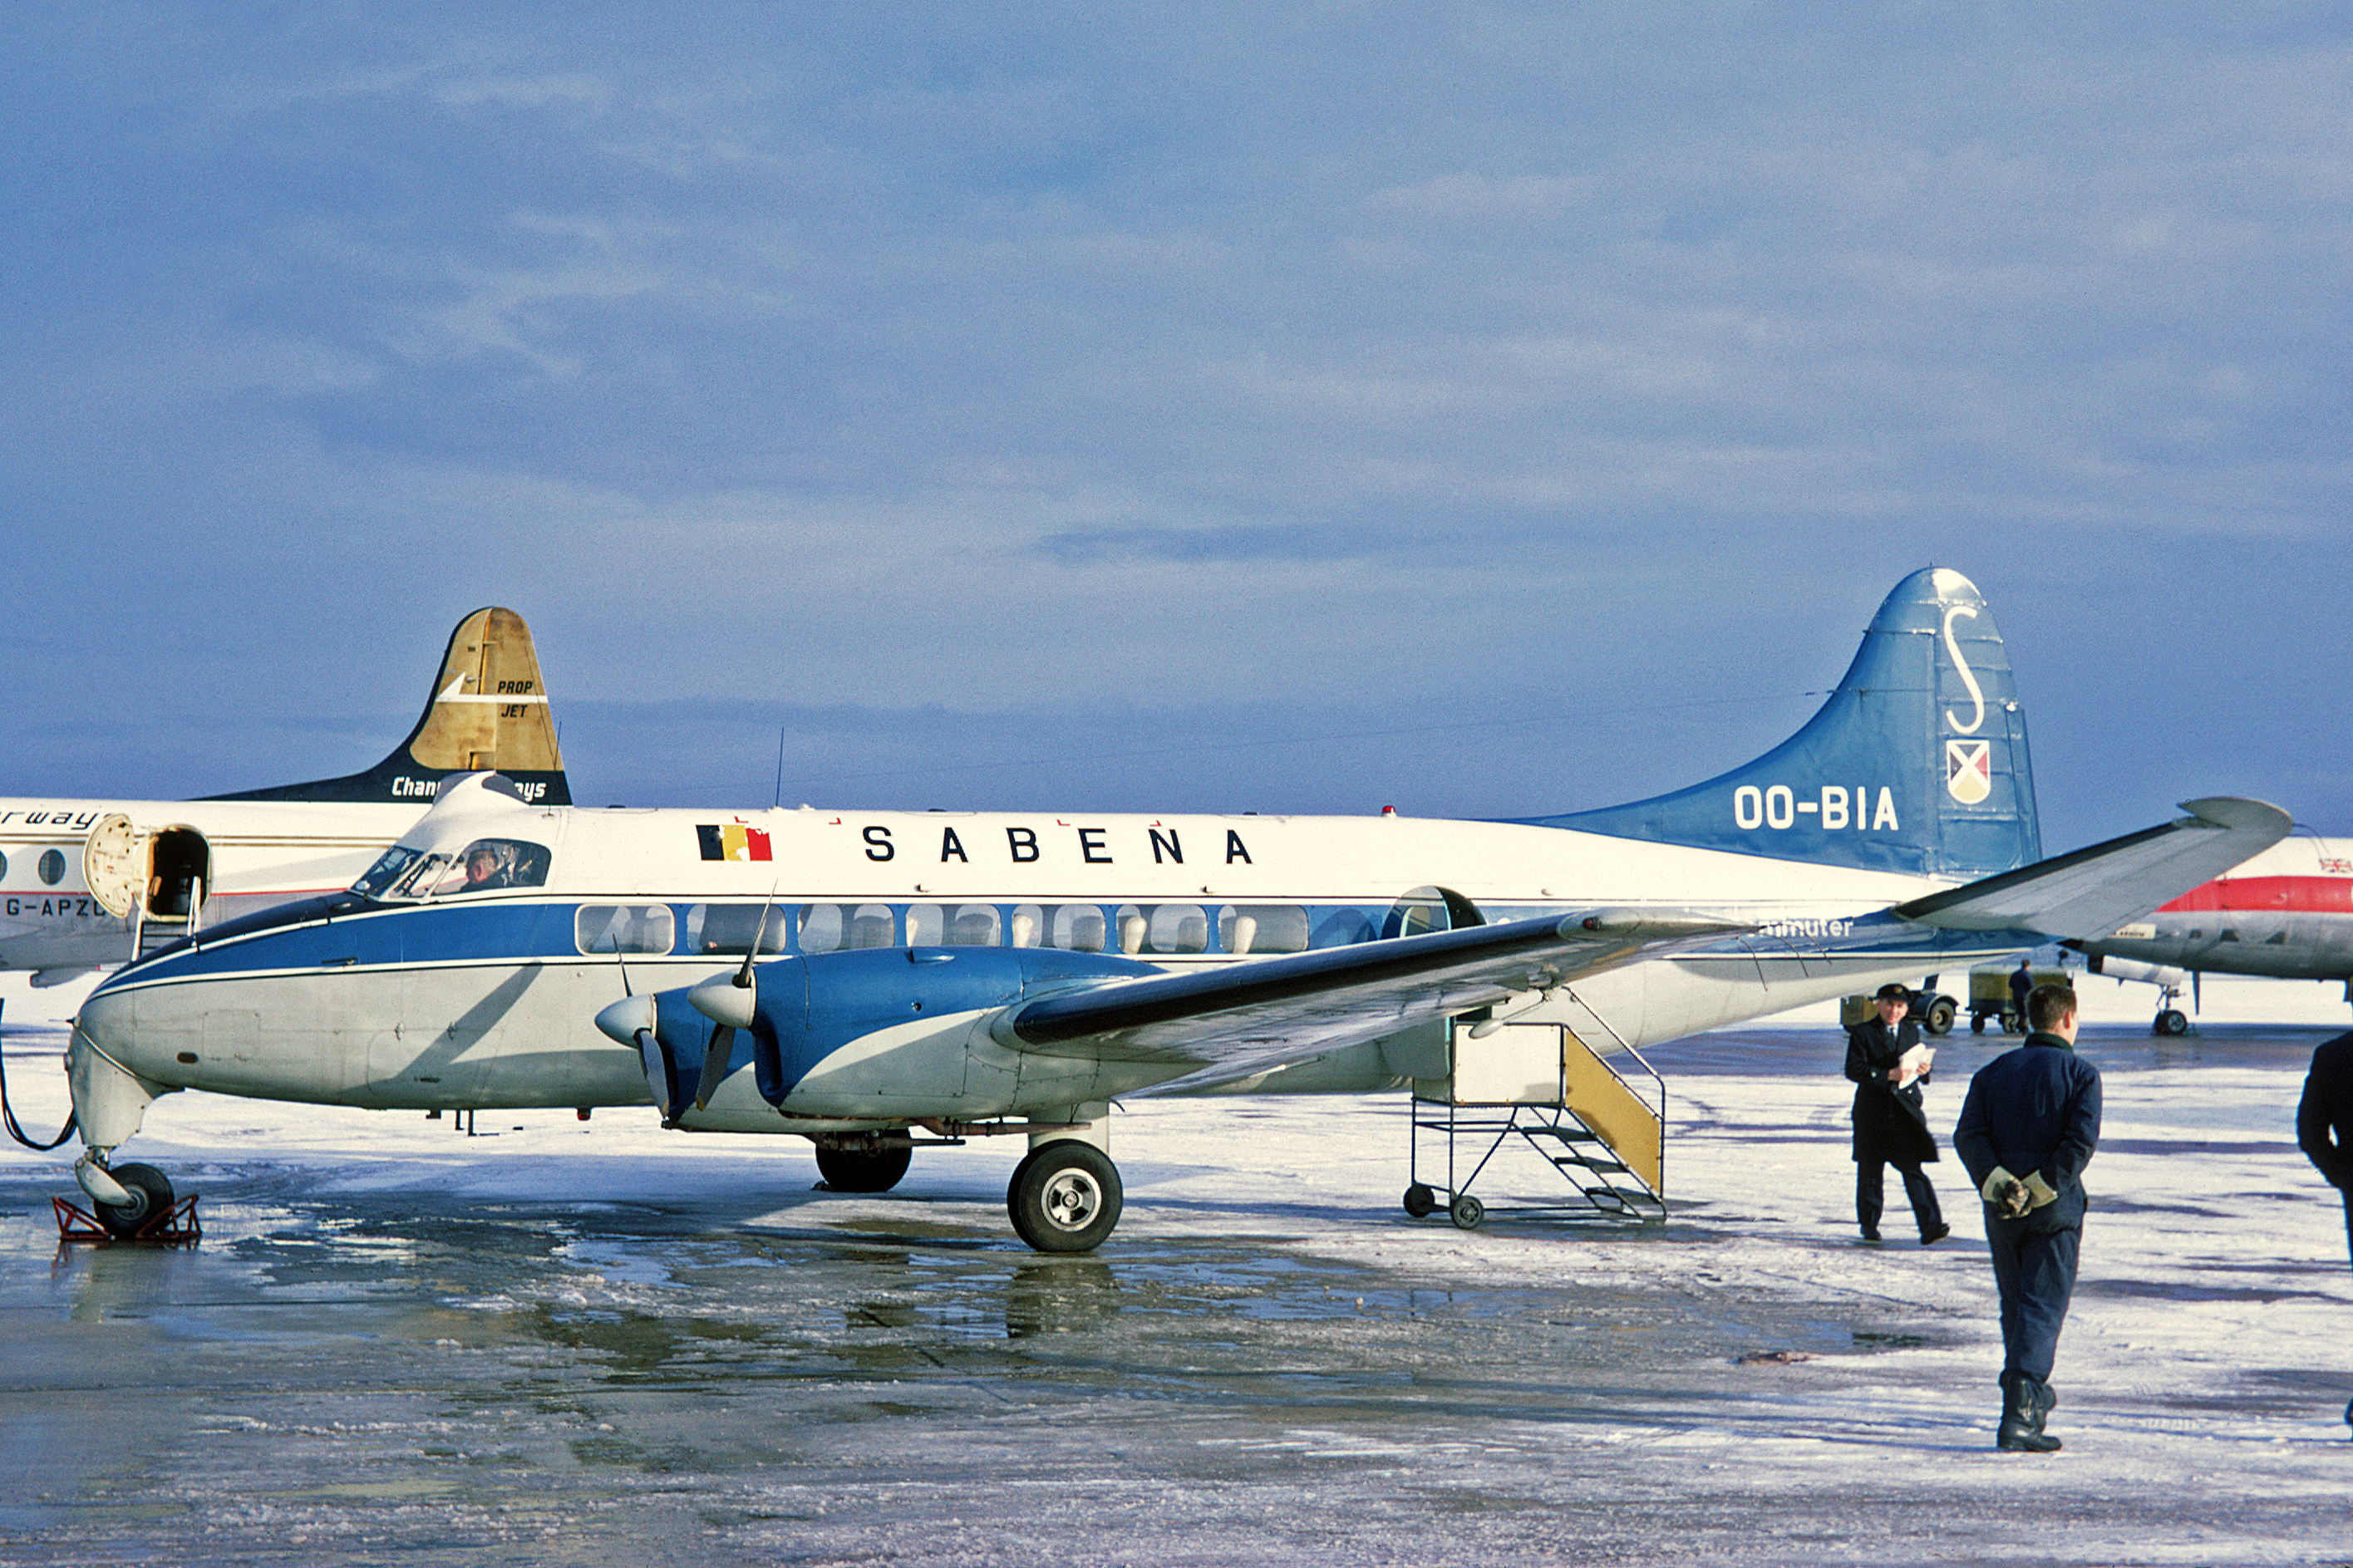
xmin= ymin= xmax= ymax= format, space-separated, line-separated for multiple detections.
xmin=906 ymin=904 xmax=943 ymax=945
xmin=1219 ymin=905 xmax=1310 ymax=954
xmin=1312 ymin=909 xmax=1377 ymax=948
xmin=948 ymin=903 xmax=1002 ymax=946
xmin=849 ymin=904 xmax=898 ymax=949
xmin=683 ymin=903 xmax=789 ymax=956
xmin=798 ymin=903 xmax=844 ymax=954
xmin=0 ymin=850 xmax=9 ymax=880
xmin=1049 ymin=904 xmax=1107 ymax=952
xmin=1148 ymin=903 xmax=1209 ymax=955
xmin=1113 ymin=904 xmax=1149 ymax=955
xmin=1385 ymin=886 xmax=1460 ymax=940
xmin=37 ymin=849 xmax=64 ymax=886
xmin=575 ymin=903 xmax=675 ymax=956
xmin=1008 ymin=904 xmax=1044 ymax=947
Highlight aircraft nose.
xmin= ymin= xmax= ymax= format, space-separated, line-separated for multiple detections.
xmin=594 ymin=994 xmax=657 ymax=1045
xmin=73 ymin=984 xmax=134 ymax=1059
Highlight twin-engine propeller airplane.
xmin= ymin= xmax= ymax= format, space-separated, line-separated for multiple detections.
xmin=61 ymin=569 xmax=2290 ymax=1250
xmin=0 ymin=608 xmax=568 ymax=986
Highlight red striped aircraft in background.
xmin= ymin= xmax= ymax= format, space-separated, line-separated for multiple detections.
xmin=2073 ymin=836 xmax=2353 ymax=1032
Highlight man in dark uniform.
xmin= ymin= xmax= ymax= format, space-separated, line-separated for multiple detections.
xmin=2296 ymin=1030 xmax=2353 ymax=1268
xmin=1846 ymin=981 xmax=1948 ymax=1245
xmin=1954 ymin=982 xmax=2102 ymax=1452
xmin=2294 ymin=1030 xmax=2353 ymax=1433
xmin=2009 ymin=959 xmax=2035 ymax=1032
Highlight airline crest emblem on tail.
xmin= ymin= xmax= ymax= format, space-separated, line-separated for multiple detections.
xmin=1945 ymin=740 xmax=1991 ymax=804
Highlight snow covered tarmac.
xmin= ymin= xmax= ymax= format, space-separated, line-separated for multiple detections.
xmin=2 ymin=1012 xmax=2350 ymax=1566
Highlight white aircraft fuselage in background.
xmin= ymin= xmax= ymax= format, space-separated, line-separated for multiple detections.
xmin=0 ymin=607 xmax=567 ymax=984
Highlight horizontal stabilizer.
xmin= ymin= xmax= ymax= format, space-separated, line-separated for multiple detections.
xmin=1893 ymin=797 xmax=2291 ymax=940
xmin=1003 ymin=910 xmax=1745 ymax=1089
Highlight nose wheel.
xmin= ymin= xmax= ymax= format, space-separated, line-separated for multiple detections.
xmin=61 ymin=1158 xmax=196 ymax=1244
xmin=92 ymin=1162 xmax=177 ymax=1236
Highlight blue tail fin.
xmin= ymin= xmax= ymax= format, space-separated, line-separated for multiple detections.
xmin=1526 ymin=567 xmax=2040 ymax=880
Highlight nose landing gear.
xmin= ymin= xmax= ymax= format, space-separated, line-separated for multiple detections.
xmin=59 ymin=1155 xmax=199 ymax=1243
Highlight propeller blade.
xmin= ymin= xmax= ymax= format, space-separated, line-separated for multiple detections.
xmin=694 ymin=1025 xmax=736 ymax=1110
xmin=635 ymin=1029 xmax=676 ymax=1121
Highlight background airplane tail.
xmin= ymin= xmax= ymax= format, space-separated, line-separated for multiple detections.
xmin=206 ymin=607 xmax=571 ymax=806
xmin=1527 ymin=567 xmax=2040 ymax=880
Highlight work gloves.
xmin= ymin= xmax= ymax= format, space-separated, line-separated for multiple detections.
xmin=1980 ymin=1166 xmax=2057 ymax=1218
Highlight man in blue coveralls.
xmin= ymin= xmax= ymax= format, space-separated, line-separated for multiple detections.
xmin=1954 ymin=982 xmax=2103 ymax=1453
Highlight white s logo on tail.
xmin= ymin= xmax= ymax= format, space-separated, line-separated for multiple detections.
xmin=1942 ymin=605 xmax=1985 ymax=735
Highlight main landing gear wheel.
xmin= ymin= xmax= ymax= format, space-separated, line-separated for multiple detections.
xmin=1402 ymin=1182 xmax=1437 ymax=1217
xmin=1007 ymin=1142 xmax=1123 ymax=1253
xmin=95 ymin=1162 xmax=175 ymax=1239
xmin=2155 ymin=1008 xmax=2190 ymax=1036
xmin=815 ymin=1143 xmax=913 ymax=1193
xmin=1449 ymin=1192 xmax=1485 ymax=1231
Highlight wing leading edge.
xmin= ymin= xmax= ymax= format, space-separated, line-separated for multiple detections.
xmin=999 ymin=911 xmax=1747 ymax=1089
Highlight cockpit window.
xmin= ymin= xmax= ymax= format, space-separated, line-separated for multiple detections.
xmin=352 ymin=845 xmax=426 ymax=899
xmin=352 ymin=838 xmax=550 ymax=902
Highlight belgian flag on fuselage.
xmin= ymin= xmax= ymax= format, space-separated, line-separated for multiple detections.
xmin=698 ymin=823 xmax=773 ymax=862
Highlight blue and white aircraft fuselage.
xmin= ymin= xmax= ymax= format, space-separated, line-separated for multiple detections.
xmin=63 ymin=570 xmax=2291 ymax=1250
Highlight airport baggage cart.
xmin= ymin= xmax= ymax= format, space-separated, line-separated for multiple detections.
xmin=1405 ymin=1015 xmax=1666 ymax=1231
xmin=1965 ymin=962 xmax=2070 ymax=1033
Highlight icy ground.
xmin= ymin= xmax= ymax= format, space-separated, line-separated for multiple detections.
xmin=1 ymin=982 xmax=2350 ymax=1565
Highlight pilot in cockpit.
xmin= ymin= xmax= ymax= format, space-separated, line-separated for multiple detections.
xmin=462 ymin=843 xmax=514 ymax=892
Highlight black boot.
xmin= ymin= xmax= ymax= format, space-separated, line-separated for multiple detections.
xmin=1996 ymin=1373 xmax=2061 ymax=1452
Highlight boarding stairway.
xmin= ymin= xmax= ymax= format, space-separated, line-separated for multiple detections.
xmin=1405 ymin=1005 xmax=1666 ymax=1231
xmin=130 ymin=877 xmax=205 ymax=960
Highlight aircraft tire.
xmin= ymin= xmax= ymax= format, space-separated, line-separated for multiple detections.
xmin=2156 ymin=1009 xmax=2190 ymax=1037
xmin=1403 ymin=1182 xmax=1437 ymax=1217
xmin=1449 ymin=1193 xmax=1484 ymax=1231
xmin=1924 ymin=997 xmax=1957 ymax=1036
xmin=1008 ymin=1143 xmax=1123 ymax=1253
xmin=95 ymin=1162 xmax=174 ymax=1239
xmin=815 ymin=1143 xmax=912 ymax=1193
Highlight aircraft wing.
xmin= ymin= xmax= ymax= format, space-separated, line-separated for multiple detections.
xmin=1001 ymin=910 xmax=1745 ymax=1091
xmin=1893 ymin=796 xmax=2291 ymax=939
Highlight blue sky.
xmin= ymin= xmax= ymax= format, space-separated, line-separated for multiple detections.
xmin=3 ymin=4 xmax=2348 ymax=854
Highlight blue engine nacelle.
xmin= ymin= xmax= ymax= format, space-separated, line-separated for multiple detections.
xmin=609 ymin=946 xmax=1161 ymax=1125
